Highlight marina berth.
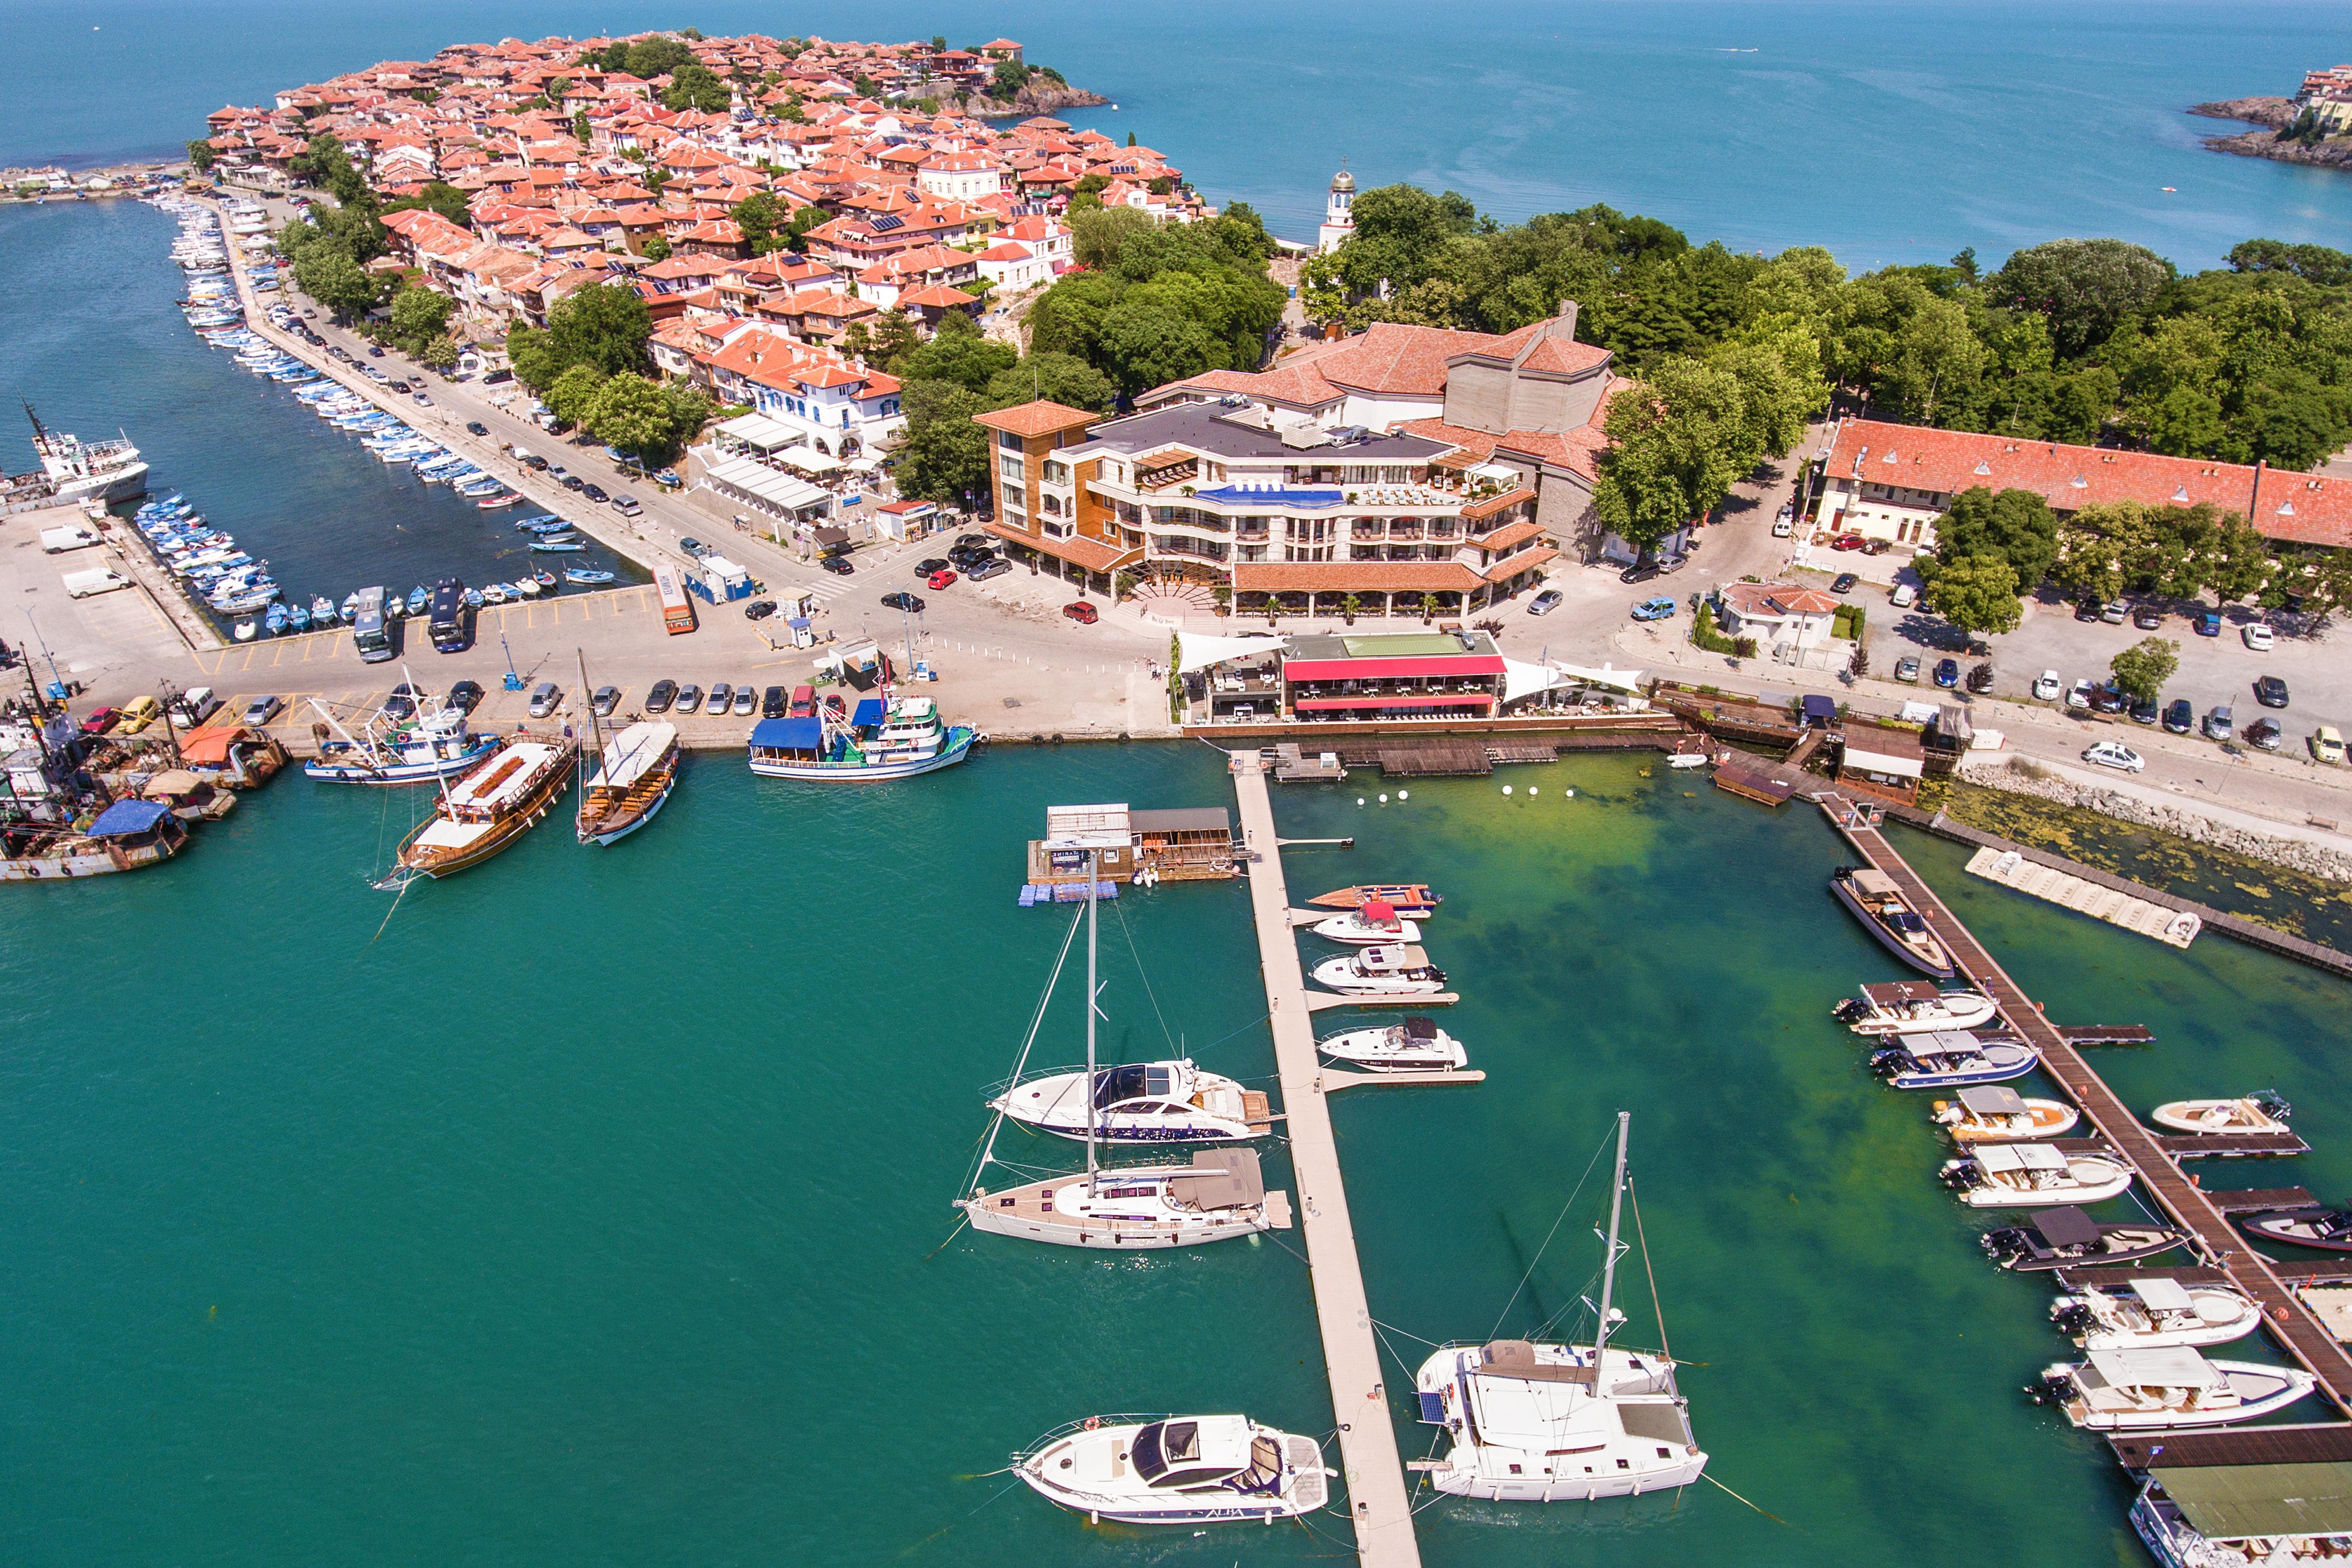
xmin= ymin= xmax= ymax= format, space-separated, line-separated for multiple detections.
xmin=1938 ymin=1141 xmax=2134 ymax=1207
xmin=1867 ymin=1030 xmax=2039 ymax=1090
xmin=2151 ymin=1093 xmax=2293 ymax=1136
xmin=1932 ymin=1084 xmax=2081 ymax=1142
xmin=1309 ymin=899 xmax=1415 ymax=944
xmin=1983 ymin=1206 xmax=2186 ymax=1272
xmin=2050 ymin=1278 xmax=2263 ymax=1350
xmin=2032 ymin=1348 xmax=2317 ymax=1431
xmin=990 ymin=1058 xmax=1268 ymax=1144
xmin=745 ymin=696 xmax=976 ymax=782
xmin=1835 ymin=980 xmax=1999 ymax=1036
xmin=1013 ymin=1414 xmax=1332 ymax=1524
xmin=576 ymin=721 xmax=680 ymax=845
xmin=382 ymin=739 xmax=571 ymax=885
xmin=1316 ymin=1017 xmax=1468 ymax=1073
xmin=1310 ymin=943 xmax=1448 ymax=996
xmin=1828 ymin=866 xmax=1955 ymax=979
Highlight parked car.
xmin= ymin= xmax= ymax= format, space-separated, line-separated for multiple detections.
xmin=2032 ymin=670 xmax=2062 ymax=702
xmin=2073 ymin=599 xmax=2105 ymax=622
xmin=560 ymin=474 xmax=585 ymax=491
xmin=1830 ymin=572 xmax=1859 ymax=595
xmin=2101 ymin=601 xmax=2128 ymax=625
xmin=744 ymin=600 xmax=777 ymax=621
xmin=761 ymin=686 xmax=789 ymax=719
xmin=1895 ymin=654 xmax=1921 ymax=683
xmin=582 ymin=483 xmax=608 ymax=504
xmin=2312 ymin=725 xmax=2346 ymax=765
xmin=1966 ymin=662 xmax=1996 ymax=694
xmin=521 ymin=453 xmax=550 ymax=471
xmin=465 ymin=421 xmax=489 ymax=436
xmin=2246 ymin=717 xmax=2284 ymax=752
xmin=955 ymin=532 xmax=991 ymax=548
xmin=926 ymin=568 xmax=958 ymax=590
xmin=2162 ymin=698 xmax=2194 ymax=734
xmin=2128 ymin=696 xmax=2160 ymax=725
xmin=591 ymin=686 xmax=620 ymax=717
xmin=1829 ymin=533 xmax=1867 ymax=551
xmin=704 ymin=682 xmax=732 ymax=715
xmin=1891 ymin=582 xmax=1918 ymax=608
xmin=646 ymin=679 xmax=678 ymax=713
xmin=114 ymin=695 xmax=162 ymax=734
xmin=389 ymin=380 xmax=411 ymax=394
xmin=526 ymin=681 xmax=563 ymax=719
xmin=679 ymin=538 xmax=708 ymax=558
xmin=732 ymin=686 xmax=756 ymax=717
xmin=820 ymin=555 xmax=853 ymax=575
xmin=789 ymin=686 xmax=816 ymax=718
xmin=240 ymin=695 xmax=280 ymax=725
xmin=412 ymin=392 xmax=431 ymax=407
xmin=2195 ymin=611 xmax=2222 ymax=637
xmin=967 ymin=559 xmax=1010 ymax=581
xmin=2243 ymin=622 xmax=2275 ymax=651
xmin=1932 ymin=658 xmax=1959 ymax=689
xmin=612 ymin=496 xmax=643 ymax=518
xmin=915 ymin=558 xmax=951 ymax=576
xmin=1528 ymin=588 xmax=1563 ymax=616
xmin=2082 ymin=741 xmax=2145 ymax=773
xmin=368 ymin=345 xmax=384 ymax=357
xmin=170 ymin=688 xmax=222 ymax=729
xmin=1618 ymin=560 xmax=1661 ymax=585
xmin=2255 ymin=675 xmax=2290 ymax=708
xmin=2133 ymin=606 xmax=2164 ymax=630
xmin=674 ymin=683 xmax=702 ymax=713
xmin=2204 ymin=704 xmax=2234 ymax=741
xmin=1772 ymin=514 xmax=1793 ymax=538
xmin=1631 ymin=596 xmax=1677 ymax=622
xmin=880 ymin=592 xmax=926 ymax=613
xmin=2065 ymin=679 xmax=2095 ymax=711
xmin=446 ymin=680 xmax=484 ymax=714
xmin=1063 ymin=600 xmax=1099 ymax=625
xmin=2089 ymin=684 xmax=2126 ymax=715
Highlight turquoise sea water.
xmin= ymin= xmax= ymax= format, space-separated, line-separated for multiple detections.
xmin=5 ymin=746 xmax=2347 ymax=1565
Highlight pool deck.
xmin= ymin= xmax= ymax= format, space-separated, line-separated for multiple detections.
xmin=1231 ymin=750 xmax=1423 ymax=1568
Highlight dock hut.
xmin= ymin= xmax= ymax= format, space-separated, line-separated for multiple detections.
xmin=1026 ymin=802 xmax=1237 ymax=886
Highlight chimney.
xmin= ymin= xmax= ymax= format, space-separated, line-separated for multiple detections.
xmin=2249 ymin=458 xmax=2266 ymax=523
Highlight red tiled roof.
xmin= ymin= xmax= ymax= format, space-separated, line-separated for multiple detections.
xmin=974 ymin=399 xmax=1097 ymax=438
xmin=982 ymin=521 xmax=1136 ymax=573
xmin=1232 ymin=562 xmax=1481 ymax=592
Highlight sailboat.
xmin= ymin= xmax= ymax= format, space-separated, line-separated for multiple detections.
xmin=1412 ymin=1113 xmax=1707 ymax=1501
xmin=574 ymin=651 xmax=679 ymax=845
xmin=958 ymin=836 xmax=1291 ymax=1249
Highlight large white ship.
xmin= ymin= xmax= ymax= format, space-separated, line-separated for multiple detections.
xmin=3 ymin=406 xmax=148 ymax=509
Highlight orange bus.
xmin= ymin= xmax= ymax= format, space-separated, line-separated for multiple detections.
xmin=656 ymin=565 xmax=697 ymax=635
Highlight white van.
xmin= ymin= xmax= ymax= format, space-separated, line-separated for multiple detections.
xmin=62 ymin=567 xmax=130 ymax=597
xmin=40 ymin=524 xmax=101 ymax=553
xmin=1891 ymin=582 xmax=1917 ymax=608
xmin=171 ymin=687 xmax=220 ymax=729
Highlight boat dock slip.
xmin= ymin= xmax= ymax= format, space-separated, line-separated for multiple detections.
xmin=1229 ymin=751 xmax=1422 ymax=1568
xmin=2108 ymin=1424 xmax=2352 ymax=1470
xmin=2207 ymin=1189 xmax=2321 ymax=1215
xmin=1318 ymin=1067 xmax=1486 ymax=1092
xmin=1821 ymin=797 xmax=2352 ymax=1416
xmin=2061 ymin=1026 xmax=2159 ymax=1047
xmin=1964 ymin=847 xmax=2201 ymax=947
xmin=1306 ymin=990 xmax=1459 ymax=1013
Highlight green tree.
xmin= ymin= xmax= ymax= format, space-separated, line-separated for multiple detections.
xmin=583 ymin=372 xmax=674 ymax=458
xmin=2204 ymin=515 xmax=2275 ymax=603
xmin=991 ymin=60 xmax=1030 ymax=100
xmin=640 ymin=233 xmax=671 ymax=262
xmin=662 ymin=62 xmax=731 ymax=113
xmin=185 ymin=139 xmax=216 ymax=172
xmin=982 ymin=352 xmax=1115 ymax=413
xmin=868 ymin=311 xmax=920 ymax=371
xmin=1591 ymin=359 xmax=1753 ymax=550
xmin=661 ymin=385 xmax=711 ymax=450
xmin=781 ymin=204 xmax=825 ymax=253
xmin=387 ymin=284 xmax=454 ymax=350
xmin=895 ymin=312 xmax=1017 ymax=393
xmin=1922 ymin=554 xmax=2024 ymax=636
xmin=1988 ymin=238 xmax=2174 ymax=358
xmin=730 ymin=191 xmax=785 ymax=255
xmin=543 ymin=364 xmax=607 ymax=427
xmin=1926 ymin=487 xmax=2058 ymax=590
xmin=381 ymin=181 xmax=471 ymax=226
xmin=544 ymin=282 xmax=653 ymax=378
xmin=853 ymin=73 xmax=881 ymax=98
xmin=1067 ymin=172 xmax=1109 ymax=214
xmin=2051 ymin=504 xmax=2151 ymax=604
xmin=419 ymin=335 xmax=461 ymax=372
xmin=2108 ymin=637 xmax=2179 ymax=702
xmin=294 ymin=245 xmax=377 ymax=321
xmin=897 ymin=379 xmax=991 ymax=505
xmin=572 ymin=110 xmax=592 ymax=145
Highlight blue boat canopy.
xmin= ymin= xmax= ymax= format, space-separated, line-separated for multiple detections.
xmin=851 ymin=698 xmax=885 ymax=727
xmin=749 ymin=716 xmax=823 ymax=750
xmin=87 ymin=799 xmax=173 ymax=836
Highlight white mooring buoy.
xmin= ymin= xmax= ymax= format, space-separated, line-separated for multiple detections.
xmin=1397 ymin=790 xmax=1409 ymax=800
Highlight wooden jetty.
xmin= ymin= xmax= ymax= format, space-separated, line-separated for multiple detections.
xmin=1965 ymin=845 xmax=2201 ymax=948
xmin=1273 ymin=742 xmax=1348 ymax=783
xmin=1230 ymin=750 xmax=1423 ymax=1568
xmin=2061 ymin=1026 xmax=2157 ymax=1048
xmin=2207 ymin=1188 xmax=2320 ymax=1215
xmin=1820 ymin=795 xmax=2352 ymax=1417
xmin=2108 ymin=1423 xmax=2352 ymax=1469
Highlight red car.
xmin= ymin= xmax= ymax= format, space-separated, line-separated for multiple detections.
xmin=79 ymin=707 xmax=120 ymax=735
xmin=1062 ymin=600 xmax=1099 ymax=625
xmin=1830 ymin=533 xmax=1868 ymax=551
xmin=926 ymin=568 xmax=958 ymax=590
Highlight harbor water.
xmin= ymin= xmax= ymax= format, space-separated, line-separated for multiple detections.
xmin=5 ymin=745 xmax=2347 ymax=1566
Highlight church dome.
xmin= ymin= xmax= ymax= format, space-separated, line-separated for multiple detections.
xmin=1330 ymin=168 xmax=1355 ymax=193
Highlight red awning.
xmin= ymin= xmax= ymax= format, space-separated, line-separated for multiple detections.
xmin=1283 ymin=656 xmax=1507 ymax=681
xmin=1293 ymin=695 xmax=1497 ymax=712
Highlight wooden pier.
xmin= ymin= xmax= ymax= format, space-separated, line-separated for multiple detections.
xmin=1231 ymin=751 xmax=1423 ymax=1568
xmin=1821 ymin=797 xmax=2352 ymax=1417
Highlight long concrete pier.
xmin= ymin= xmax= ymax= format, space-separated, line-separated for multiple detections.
xmin=1231 ymin=750 xmax=1422 ymax=1568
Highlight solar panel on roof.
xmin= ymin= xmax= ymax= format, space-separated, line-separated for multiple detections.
xmin=868 ymin=214 xmax=903 ymax=232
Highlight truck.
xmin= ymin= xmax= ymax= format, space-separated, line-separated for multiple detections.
xmin=62 ymin=567 xmax=130 ymax=597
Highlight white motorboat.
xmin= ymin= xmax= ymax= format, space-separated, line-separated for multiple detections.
xmin=1014 ymin=1414 xmax=1331 ymax=1524
xmin=1932 ymin=1085 xmax=2081 ymax=1143
xmin=1939 ymin=1141 xmax=2132 ymax=1207
xmin=990 ymin=1058 xmax=1262 ymax=1145
xmin=1836 ymin=980 xmax=1999 ymax=1036
xmin=1309 ymin=899 xmax=1416 ymax=944
xmin=1311 ymin=943 xmax=1447 ymax=996
xmin=1316 ymin=1017 xmax=1467 ymax=1072
xmin=1413 ymin=1113 xmax=1707 ymax=1502
xmin=1867 ymin=1030 xmax=2039 ymax=1090
xmin=2032 ymin=1348 xmax=2314 ymax=1430
xmin=2149 ymin=1092 xmax=2291 ymax=1136
xmin=2049 ymin=1278 xmax=2262 ymax=1350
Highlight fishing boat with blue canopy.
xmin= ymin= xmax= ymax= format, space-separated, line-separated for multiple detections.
xmin=745 ymin=694 xmax=976 ymax=782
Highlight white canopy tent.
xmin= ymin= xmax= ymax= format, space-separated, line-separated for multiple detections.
xmin=1501 ymin=658 xmax=1647 ymax=703
xmin=714 ymin=412 xmax=800 ymax=452
xmin=1175 ymin=631 xmax=1286 ymax=675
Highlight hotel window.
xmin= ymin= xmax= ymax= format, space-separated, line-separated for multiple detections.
xmin=999 ymin=454 xmax=1025 ymax=481
xmin=1043 ymin=520 xmax=1073 ymax=539
xmin=1041 ymin=492 xmax=1065 ymax=516
xmin=997 ymin=431 xmax=1024 ymax=452
xmin=1001 ymin=482 xmax=1026 ymax=510
xmin=1041 ymin=459 xmax=1070 ymax=484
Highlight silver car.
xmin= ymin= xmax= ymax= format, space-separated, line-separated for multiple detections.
xmin=704 ymin=682 xmax=732 ymax=715
xmin=527 ymin=681 xmax=562 ymax=719
xmin=732 ymin=684 xmax=756 ymax=716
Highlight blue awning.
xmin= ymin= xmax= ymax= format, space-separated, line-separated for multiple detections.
xmin=749 ymin=716 xmax=822 ymax=750
xmin=851 ymin=698 xmax=885 ymax=727
xmin=1801 ymin=694 xmax=1838 ymax=720
xmin=87 ymin=799 xmax=173 ymax=836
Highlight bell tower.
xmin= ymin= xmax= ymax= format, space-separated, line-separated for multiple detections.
xmin=1317 ymin=163 xmax=1355 ymax=253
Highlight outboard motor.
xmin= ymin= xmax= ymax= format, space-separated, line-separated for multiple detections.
xmin=1982 ymin=1226 xmax=2029 ymax=1261
xmin=1867 ymin=1047 xmax=1913 ymax=1079
xmin=2026 ymin=1368 xmax=2077 ymax=1406
xmin=2050 ymin=1300 xmax=2095 ymax=1336
xmin=1833 ymin=997 xmax=1870 ymax=1024
xmin=1938 ymin=1158 xmax=1982 ymax=1192
xmin=2255 ymin=1091 xmax=2293 ymax=1123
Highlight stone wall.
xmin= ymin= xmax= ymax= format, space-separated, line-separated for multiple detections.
xmin=1959 ymin=753 xmax=2352 ymax=882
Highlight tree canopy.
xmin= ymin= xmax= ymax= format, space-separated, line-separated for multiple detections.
xmin=380 ymin=181 xmax=471 ymax=227
xmin=506 ymin=282 xmax=654 ymax=391
xmin=1025 ymin=204 xmax=1281 ymax=399
xmin=2109 ymin=636 xmax=2178 ymax=702
xmin=662 ymin=61 xmax=731 ymax=113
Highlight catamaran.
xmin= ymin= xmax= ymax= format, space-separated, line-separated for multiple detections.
xmin=746 ymin=692 xmax=976 ymax=781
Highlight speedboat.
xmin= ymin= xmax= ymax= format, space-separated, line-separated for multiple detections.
xmin=1868 ymin=1031 xmax=2039 ymax=1090
xmin=1317 ymin=1017 xmax=1467 ymax=1072
xmin=1310 ymin=899 xmax=1415 ymax=944
xmin=1310 ymin=944 xmax=1447 ymax=996
xmin=989 ymin=1059 xmax=1264 ymax=1145
xmin=1939 ymin=1142 xmax=2131 ymax=1207
xmin=1014 ymin=1414 xmax=1331 ymax=1524
xmin=2031 ymin=1349 xmax=2315 ymax=1430
xmin=1829 ymin=866 xmax=1955 ymax=979
xmin=1932 ymin=1086 xmax=2080 ymax=1143
xmin=2050 ymin=1278 xmax=2263 ymax=1350
xmin=1307 ymin=882 xmax=1439 ymax=913
xmin=2239 ymin=1206 xmax=2352 ymax=1251
xmin=1983 ymin=1206 xmax=2185 ymax=1272
xmin=2150 ymin=1093 xmax=2291 ymax=1136
xmin=1836 ymin=981 xmax=1998 ymax=1036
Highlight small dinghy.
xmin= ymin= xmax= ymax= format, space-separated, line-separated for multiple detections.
xmin=1933 ymin=1085 xmax=2080 ymax=1143
xmin=1307 ymin=883 xmax=1439 ymax=913
xmin=2151 ymin=1092 xmax=2291 ymax=1136
xmin=2031 ymin=1348 xmax=2315 ymax=1431
xmin=989 ymin=1059 xmax=1266 ymax=1145
xmin=406 ymin=585 xmax=430 ymax=614
xmin=1837 ymin=980 xmax=1998 ymax=1037
xmin=1868 ymin=1030 xmax=2039 ymax=1090
xmin=1829 ymin=866 xmax=1955 ymax=979
xmin=310 ymin=594 xmax=337 ymax=625
xmin=1316 ymin=1017 xmax=1467 ymax=1073
xmin=1983 ymin=1205 xmax=2185 ymax=1272
xmin=2240 ymin=1207 xmax=2352 ymax=1251
xmin=563 ymin=568 xmax=614 ymax=585
xmin=1014 ymin=1414 xmax=1332 ymax=1525
xmin=530 ymin=538 xmax=587 ymax=552
xmin=2050 ymin=1278 xmax=2263 ymax=1350
xmin=1310 ymin=899 xmax=1414 ymax=944
xmin=1940 ymin=1142 xmax=2132 ymax=1207
xmin=233 ymin=619 xmax=256 ymax=642
xmin=512 ymin=577 xmax=541 ymax=597
xmin=531 ymin=569 xmax=558 ymax=592
xmin=479 ymin=583 xmax=509 ymax=605
xmin=1310 ymin=944 xmax=1447 ymax=996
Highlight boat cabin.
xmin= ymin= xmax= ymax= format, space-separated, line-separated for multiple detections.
xmin=1129 ymin=1417 xmax=1277 ymax=1493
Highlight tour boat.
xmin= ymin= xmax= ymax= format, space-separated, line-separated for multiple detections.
xmin=1983 ymin=1206 xmax=2185 ymax=1272
xmin=379 ymin=739 xmax=572 ymax=886
xmin=1309 ymin=899 xmax=1414 ymax=944
xmin=1307 ymin=883 xmax=1439 ymax=912
xmin=1013 ymin=1414 xmax=1332 ymax=1524
xmin=1835 ymin=980 xmax=1999 ymax=1036
xmin=1829 ymin=866 xmax=1955 ymax=979
xmin=745 ymin=694 xmax=976 ymax=782
xmin=989 ymin=1058 xmax=1264 ymax=1145
xmin=1939 ymin=1142 xmax=2133 ymax=1207
xmin=1316 ymin=1017 xmax=1468 ymax=1073
xmin=304 ymin=699 xmax=498 ymax=785
xmin=2050 ymin=1278 xmax=2263 ymax=1350
xmin=1311 ymin=943 xmax=1446 ymax=996
xmin=576 ymin=720 xmax=679 ymax=845
xmin=1414 ymin=1115 xmax=1707 ymax=1501
xmin=1867 ymin=1031 xmax=2039 ymax=1090
xmin=2149 ymin=1092 xmax=2292 ymax=1136
xmin=1932 ymin=1085 xmax=2080 ymax=1143
xmin=2239 ymin=1207 xmax=2352 ymax=1251
xmin=2032 ymin=1349 xmax=2315 ymax=1431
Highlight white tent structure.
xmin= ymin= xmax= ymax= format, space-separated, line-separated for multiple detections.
xmin=1501 ymin=658 xmax=1647 ymax=705
xmin=1175 ymin=631 xmax=1287 ymax=675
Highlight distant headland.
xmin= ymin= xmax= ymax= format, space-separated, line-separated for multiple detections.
xmin=2190 ymin=67 xmax=2352 ymax=174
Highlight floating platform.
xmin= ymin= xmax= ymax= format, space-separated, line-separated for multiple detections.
xmin=2061 ymin=1025 xmax=2158 ymax=1047
xmin=2054 ymin=1263 xmax=2237 ymax=1290
xmin=1317 ymin=1067 xmax=1484 ymax=1091
xmin=2207 ymin=1187 xmax=2319 ymax=1215
xmin=1017 ymin=880 xmax=1119 ymax=906
xmin=2299 ymin=1284 xmax=2352 ymax=1342
xmin=2158 ymin=1131 xmax=2310 ymax=1159
xmin=1304 ymin=989 xmax=1458 ymax=1013
xmin=2108 ymin=1424 xmax=2352 ymax=1470
xmin=1272 ymin=742 xmax=1347 ymax=783
xmin=1712 ymin=758 xmax=1800 ymax=807
xmin=1965 ymin=847 xmax=2201 ymax=947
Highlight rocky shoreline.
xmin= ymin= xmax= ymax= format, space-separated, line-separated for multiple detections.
xmin=948 ymin=81 xmax=1111 ymax=120
xmin=2187 ymin=97 xmax=2352 ymax=172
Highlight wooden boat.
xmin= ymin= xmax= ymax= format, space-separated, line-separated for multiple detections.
xmin=1316 ymin=1017 xmax=1468 ymax=1073
xmin=577 ymin=721 xmax=678 ymax=845
xmin=1938 ymin=1142 xmax=2132 ymax=1207
xmin=381 ymin=739 xmax=571 ymax=885
xmin=2150 ymin=1093 xmax=2291 ymax=1136
xmin=1933 ymin=1085 xmax=2079 ymax=1143
xmin=1983 ymin=1206 xmax=2185 ymax=1272
xmin=1829 ymin=866 xmax=1955 ymax=979
xmin=1306 ymin=883 xmax=1439 ymax=912
xmin=2239 ymin=1207 xmax=2352 ymax=1251
xmin=2032 ymin=1350 xmax=2314 ymax=1430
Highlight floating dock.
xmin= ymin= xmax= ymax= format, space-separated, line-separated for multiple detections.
xmin=1230 ymin=750 xmax=1422 ymax=1568
xmin=1964 ymin=846 xmax=2201 ymax=947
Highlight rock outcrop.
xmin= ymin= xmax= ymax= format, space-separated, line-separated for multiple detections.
xmin=2187 ymin=98 xmax=2352 ymax=172
xmin=946 ymin=81 xmax=1109 ymax=121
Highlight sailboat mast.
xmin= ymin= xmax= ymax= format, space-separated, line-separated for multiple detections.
xmin=1592 ymin=1110 xmax=1630 ymax=1365
xmin=1084 ymin=846 xmax=1100 ymax=1191
xmin=576 ymin=647 xmax=604 ymax=758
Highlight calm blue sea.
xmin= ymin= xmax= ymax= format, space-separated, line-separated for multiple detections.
xmin=5 ymin=0 xmax=2351 ymax=268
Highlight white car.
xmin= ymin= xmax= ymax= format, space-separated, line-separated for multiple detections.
xmin=1772 ymin=515 xmax=1793 ymax=538
xmin=2083 ymin=741 xmax=2145 ymax=773
xmin=2065 ymin=679 xmax=2095 ymax=711
xmin=2243 ymin=623 xmax=2275 ymax=651
xmin=2032 ymin=670 xmax=2062 ymax=702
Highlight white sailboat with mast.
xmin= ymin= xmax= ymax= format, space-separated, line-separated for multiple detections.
xmin=1412 ymin=1112 xmax=1707 ymax=1501
xmin=957 ymin=830 xmax=1291 ymax=1249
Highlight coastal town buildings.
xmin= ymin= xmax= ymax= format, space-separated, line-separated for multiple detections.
xmin=2297 ymin=64 xmax=2352 ymax=132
